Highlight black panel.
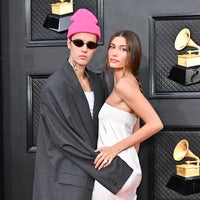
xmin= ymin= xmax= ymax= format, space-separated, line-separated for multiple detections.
xmin=27 ymin=74 xmax=50 ymax=152
xmin=149 ymin=15 xmax=200 ymax=98
xmin=25 ymin=0 xmax=104 ymax=46
xmin=151 ymin=127 xmax=200 ymax=199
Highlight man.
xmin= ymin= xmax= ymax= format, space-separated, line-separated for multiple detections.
xmin=32 ymin=8 xmax=132 ymax=200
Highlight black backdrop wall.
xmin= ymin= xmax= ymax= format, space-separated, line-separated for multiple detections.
xmin=0 ymin=0 xmax=3 ymax=198
xmin=1 ymin=0 xmax=200 ymax=199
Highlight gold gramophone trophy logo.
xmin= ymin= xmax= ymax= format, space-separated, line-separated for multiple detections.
xmin=51 ymin=0 xmax=73 ymax=15
xmin=168 ymin=28 xmax=200 ymax=86
xmin=167 ymin=139 xmax=200 ymax=195
xmin=43 ymin=0 xmax=74 ymax=32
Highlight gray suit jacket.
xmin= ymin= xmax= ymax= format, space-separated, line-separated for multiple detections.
xmin=32 ymin=61 xmax=133 ymax=200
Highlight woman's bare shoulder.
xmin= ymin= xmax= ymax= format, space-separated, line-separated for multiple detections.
xmin=115 ymin=74 xmax=139 ymax=92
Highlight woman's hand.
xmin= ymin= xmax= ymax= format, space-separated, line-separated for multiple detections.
xmin=94 ymin=145 xmax=119 ymax=170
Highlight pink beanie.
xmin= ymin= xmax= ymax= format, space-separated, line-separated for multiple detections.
xmin=67 ymin=8 xmax=101 ymax=40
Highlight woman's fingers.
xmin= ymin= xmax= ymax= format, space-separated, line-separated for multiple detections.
xmin=94 ymin=146 xmax=114 ymax=170
xmin=95 ymin=158 xmax=110 ymax=170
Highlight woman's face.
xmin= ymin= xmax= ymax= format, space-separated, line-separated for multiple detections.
xmin=67 ymin=32 xmax=97 ymax=67
xmin=108 ymin=36 xmax=128 ymax=69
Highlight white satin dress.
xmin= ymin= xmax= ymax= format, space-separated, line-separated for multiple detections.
xmin=92 ymin=103 xmax=142 ymax=200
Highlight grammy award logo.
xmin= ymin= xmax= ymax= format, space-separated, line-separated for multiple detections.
xmin=168 ymin=28 xmax=200 ymax=86
xmin=167 ymin=139 xmax=200 ymax=195
xmin=173 ymin=139 xmax=200 ymax=177
xmin=51 ymin=0 xmax=74 ymax=16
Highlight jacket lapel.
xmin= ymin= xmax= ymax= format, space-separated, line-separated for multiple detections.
xmin=63 ymin=63 xmax=97 ymax=147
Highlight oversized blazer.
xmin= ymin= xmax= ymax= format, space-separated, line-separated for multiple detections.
xmin=32 ymin=61 xmax=133 ymax=200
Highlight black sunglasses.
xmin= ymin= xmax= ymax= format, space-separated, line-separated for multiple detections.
xmin=70 ymin=39 xmax=98 ymax=49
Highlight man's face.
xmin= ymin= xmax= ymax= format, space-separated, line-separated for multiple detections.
xmin=67 ymin=32 xmax=98 ymax=68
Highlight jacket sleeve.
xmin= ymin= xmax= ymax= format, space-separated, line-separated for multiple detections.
xmin=39 ymin=84 xmax=133 ymax=194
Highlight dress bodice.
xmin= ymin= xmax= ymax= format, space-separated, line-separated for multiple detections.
xmin=97 ymin=103 xmax=137 ymax=147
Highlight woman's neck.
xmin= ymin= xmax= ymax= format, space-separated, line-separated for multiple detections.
xmin=114 ymin=68 xmax=126 ymax=83
xmin=113 ymin=68 xmax=132 ymax=84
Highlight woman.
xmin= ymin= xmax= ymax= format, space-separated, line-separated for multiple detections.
xmin=92 ymin=30 xmax=163 ymax=200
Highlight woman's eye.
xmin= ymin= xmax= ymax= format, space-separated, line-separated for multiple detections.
xmin=109 ymin=45 xmax=115 ymax=49
xmin=120 ymin=47 xmax=127 ymax=51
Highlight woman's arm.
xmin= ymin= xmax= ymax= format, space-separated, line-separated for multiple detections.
xmin=133 ymin=117 xmax=140 ymax=153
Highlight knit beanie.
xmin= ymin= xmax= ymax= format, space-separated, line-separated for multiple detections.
xmin=67 ymin=8 xmax=101 ymax=40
